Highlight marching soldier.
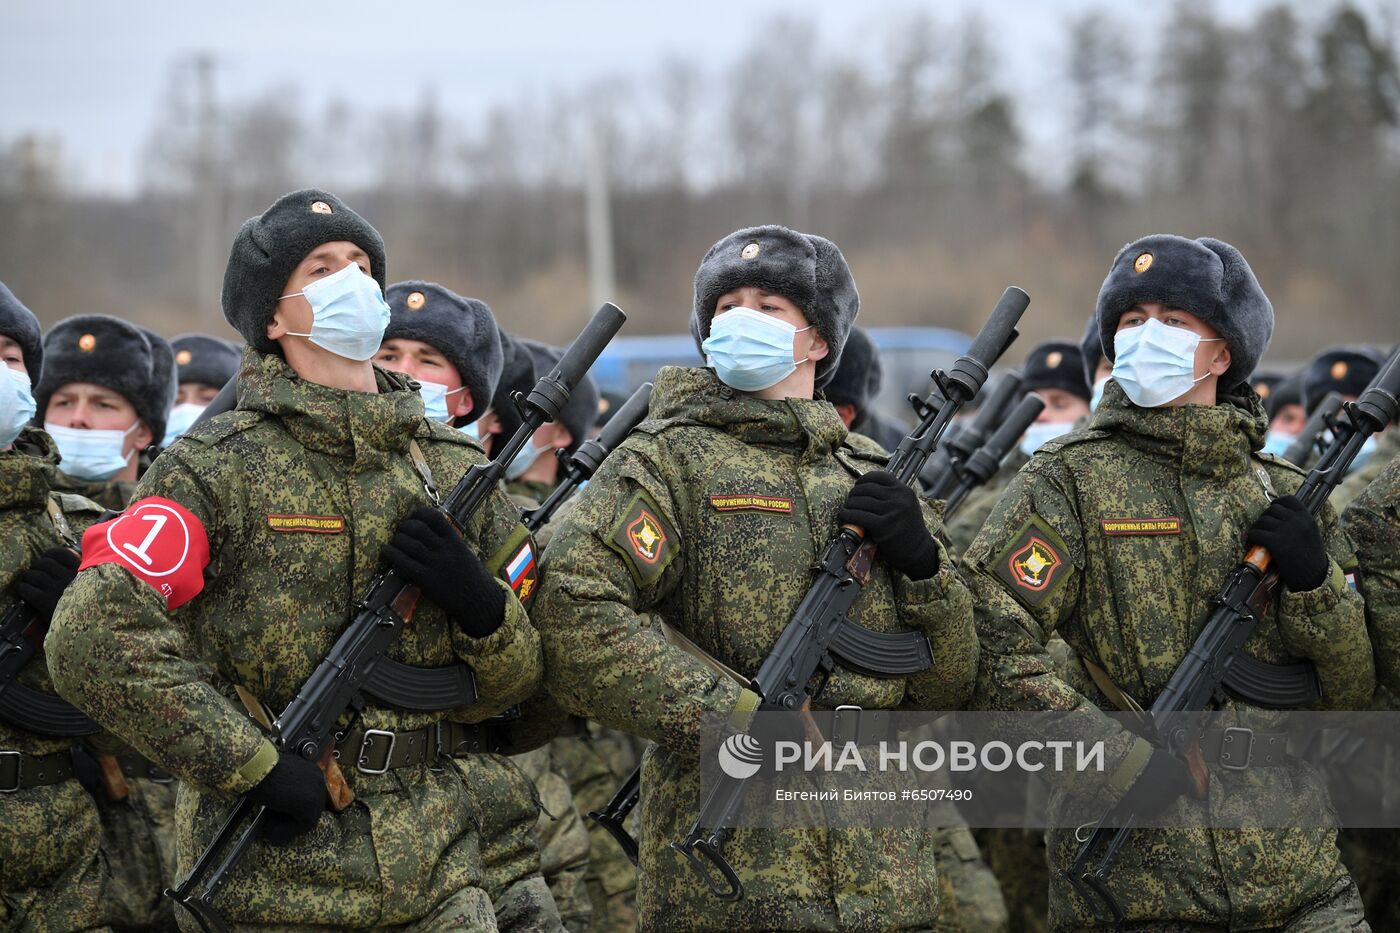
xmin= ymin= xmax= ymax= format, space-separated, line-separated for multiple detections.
xmin=534 ymin=224 xmax=979 ymax=930
xmin=47 ymin=189 xmax=547 ymax=929
xmin=161 ymin=333 xmax=242 ymax=447
xmin=969 ymin=235 xmax=1372 ymax=930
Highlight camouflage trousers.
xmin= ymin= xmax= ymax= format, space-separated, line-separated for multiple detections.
xmin=550 ymin=725 xmax=645 ymax=933
xmin=475 ymin=754 xmax=565 ymax=933
xmin=0 ymin=777 xmax=109 ymax=933
xmin=99 ymin=775 xmax=181 ymax=931
xmin=933 ymin=825 xmax=1008 ymax=933
xmin=979 ymin=827 xmax=1046 ymax=933
xmin=1059 ymin=877 xmax=1368 ymax=932
xmin=513 ymin=746 xmax=593 ymax=932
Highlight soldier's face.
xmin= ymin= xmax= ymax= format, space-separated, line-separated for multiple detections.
xmin=177 ymin=382 xmax=222 ymax=406
xmin=0 ymin=335 xmax=25 ymax=379
xmin=1270 ymin=402 xmax=1307 ymax=435
xmin=268 ymin=241 xmax=372 ymax=342
xmin=474 ymin=408 xmax=501 ymax=456
xmin=1116 ymin=303 xmax=1231 ymax=384
xmin=714 ymin=287 xmax=830 ymax=366
xmin=44 ymin=382 xmax=154 ymax=453
xmin=1034 ymin=388 xmax=1090 ymax=424
xmin=373 ymin=338 xmax=474 ymax=419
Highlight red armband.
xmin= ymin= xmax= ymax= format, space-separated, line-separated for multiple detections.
xmin=79 ymin=497 xmax=210 ymax=609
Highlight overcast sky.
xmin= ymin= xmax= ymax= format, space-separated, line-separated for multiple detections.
xmin=4 ymin=0 xmax=1391 ymax=194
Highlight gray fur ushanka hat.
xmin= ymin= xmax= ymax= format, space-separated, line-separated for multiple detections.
xmin=222 ymin=188 xmax=386 ymax=353
xmin=384 ymin=282 xmax=503 ymax=425
xmin=0 ymin=280 xmax=43 ymax=381
xmin=691 ymin=225 xmax=859 ymax=389
xmin=172 ymin=333 xmax=242 ymax=389
xmin=1095 ymin=234 xmax=1273 ymax=390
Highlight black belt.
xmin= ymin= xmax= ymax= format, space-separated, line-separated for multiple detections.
xmin=0 ymin=747 xmax=76 ymax=792
xmin=1199 ymin=726 xmax=1292 ymax=770
xmin=338 ymin=720 xmax=504 ymax=775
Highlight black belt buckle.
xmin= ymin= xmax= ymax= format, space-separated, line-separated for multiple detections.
xmin=0 ymin=750 xmax=21 ymax=793
xmin=1219 ymin=726 xmax=1254 ymax=770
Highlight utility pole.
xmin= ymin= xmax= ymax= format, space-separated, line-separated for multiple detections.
xmin=585 ymin=119 xmax=616 ymax=311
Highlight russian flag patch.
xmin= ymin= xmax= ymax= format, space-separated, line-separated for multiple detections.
xmin=505 ymin=540 xmax=538 ymax=606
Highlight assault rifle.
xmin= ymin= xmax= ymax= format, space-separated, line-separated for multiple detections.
xmin=942 ymin=393 xmax=1046 ymax=518
xmin=0 ymin=601 xmax=101 ymax=737
xmin=166 ymin=303 xmax=627 ymax=932
xmin=1065 ymin=344 xmax=1400 ymax=924
xmin=922 ymin=371 xmax=1023 ymax=499
xmin=522 ymin=382 xmax=653 ymax=533
xmin=672 ymin=287 xmax=1030 ymax=901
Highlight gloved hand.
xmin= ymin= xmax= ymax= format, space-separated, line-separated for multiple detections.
xmin=836 ymin=471 xmax=941 ymax=581
xmin=246 ymin=752 xmax=327 ymax=845
xmin=381 ymin=506 xmax=506 ymax=638
xmin=15 ymin=547 xmax=80 ymax=624
xmin=1118 ymin=747 xmax=1193 ymax=821
xmin=1246 ymin=495 xmax=1329 ymax=592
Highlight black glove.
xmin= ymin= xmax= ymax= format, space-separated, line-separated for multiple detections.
xmin=15 ymin=547 xmax=80 ymax=624
xmin=246 ymin=752 xmax=327 ymax=845
xmin=836 ymin=471 xmax=941 ymax=581
xmin=1118 ymin=747 xmax=1193 ymax=821
xmin=381 ymin=506 xmax=506 ymax=639
xmin=1246 ymin=495 xmax=1329 ymax=592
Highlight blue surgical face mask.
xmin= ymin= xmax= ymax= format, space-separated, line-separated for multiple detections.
xmin=1019 ymin=421 xmax=1070 ymax=458
xmin=0 ymin=368 xmax=36 ymax=448
xmin=279 ymin=263 xmax=391 ymax=361
xmin=460 ymin=420 xmax=481 ymax=441
xmin=701 ymin=307 xmax=812 ymax=392
xmin=416 ymin=380 xmax=468 ymax=424
xmin=1349 ymin=435 xmax=1379 ymax=473
xmin=161 ymin=402 xmax=205 ymax=448
xmin=505 ymin=437 xmax=546 ymax=481
xmin=1261 ymin=430 xmax=1298 ymax=458
xmin=1112 ymin=319 xmax=1223 ymax=409
xmin=45 ymin=421 xmax=139 ymax=482
xmin=1089 ymin=377 xmax=1109 ymax=412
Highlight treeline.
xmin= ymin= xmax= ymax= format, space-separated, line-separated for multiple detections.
xmin=1 ymin=2 xmax=1396 ymax=362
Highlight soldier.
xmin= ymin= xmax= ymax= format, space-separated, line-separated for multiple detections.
xmin=946 ymin=339 xmax=1090 ymax=555
xmin=1303 ymin=348 xmax=1400 ymax=509
xmin=1342 ymin=454 xmax=1400 ymax=932
xmin=969 ymin=235 xmax=1372 ymax=930
xmin=35 ymin=314 xmax=175 ymax=511
xmin=1262 ymin=370 xmax=1307 ymax=458
xmin=0 ymin=281 xmax=116 ymax=931
xmin=476 ymin=332 xmax=537 ymax=459
xmin=508 ymin=338 xmax=599 ymax=504
xmin=823 ymin=325 xmax=905 ymax=451
xmin=28 ymin=311 xmax=181 ymax=929
xmin=372 ymin=281 xmax=581 ymax=932
xmin=1081 ymin=314 xmax=1113 ymax=413
xmin=161 ymin=333 xmax=242 ymax=447
xmin=46 ymin=189 xmax=547 ymax=929
xmin=533 ymin=224 xmax=979 ymax=930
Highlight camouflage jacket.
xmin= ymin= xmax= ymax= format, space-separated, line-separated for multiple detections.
xmin=0 ymin=427 xmax=110 ymax=908
xmin=534 ymin=365 xmax=978 ymax=931
xmin=966 ymin=380 xmax=1370 ymax=930
xmin=1334 ymin=427 xmax=1400 ymax=512
xmin=46 ymin=350 xmax=543 ymax=927
xmin=1344 ymin=453 xmax=1400 ymax=696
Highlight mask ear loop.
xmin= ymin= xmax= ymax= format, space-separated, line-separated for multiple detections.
xmin=793 ymin=324 xmax=814 ymax=368
xmin=1190 ymin=337 xmax=1227 ymax=385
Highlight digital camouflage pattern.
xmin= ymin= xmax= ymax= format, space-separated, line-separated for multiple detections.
xmin=534 ymin=365 xmax=979 ymax=931
xmin=967 ymin=380 xmax=1371 ymax=931
xmin=551 ymin=723 xmax=645 ymax=933
xmin=46 ymin=350 xmax=544 ymax=928
xmin=0 ymin=427 xmax=112 ymax=932
xmin=472 ymin=752 xmax=565 ymax=933
xmin=1334 ymin=429 xmax=1400 ymax=513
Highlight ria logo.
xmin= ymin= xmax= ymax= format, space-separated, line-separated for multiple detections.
xmin=718 ymin=733 xmax=765 ymax=779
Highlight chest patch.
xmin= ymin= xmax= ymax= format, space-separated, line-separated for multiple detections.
xmin=1100 ymin=517 xmax=1181 ymax=536
xmin=267 ymin=514 xmax=345 ymax=534
xmin=607 ymin=490 xmax=678 ymax=587
xmin=709 ymin=494 xmax=793 ymax=514
xmin=991 ymin=516 xmax=1072 ymax=609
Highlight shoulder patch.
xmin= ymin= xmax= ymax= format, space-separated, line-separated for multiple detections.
xmin=606 ymin=490 xmax=678 ymax=587
xmin=53 ymin=492 xmax=106 ymax=516
xmin=990 ymin=515 xmax=1073 ymax=609
xmin=419 ymin=418 xmax=485 ymax=453
xmin=485 ymin=524 xmax=540 ymax=609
